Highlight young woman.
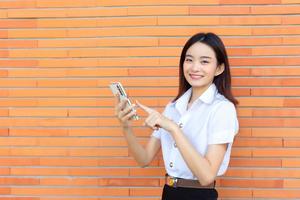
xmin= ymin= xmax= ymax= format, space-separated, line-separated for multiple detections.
xmin=114 ymin=32 xmax=239 ymax=200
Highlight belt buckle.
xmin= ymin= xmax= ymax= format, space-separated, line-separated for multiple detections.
xmin=168 ymin=176 xmax=178 ymax=188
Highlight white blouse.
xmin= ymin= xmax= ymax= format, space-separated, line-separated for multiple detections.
xmin=152 ymin=83 xmax=239 ymax=180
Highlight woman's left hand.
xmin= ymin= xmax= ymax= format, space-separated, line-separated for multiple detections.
xmin=136 ymin=101 xmax=177 ymax=133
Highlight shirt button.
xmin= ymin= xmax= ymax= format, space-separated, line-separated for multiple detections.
xmin=169 ymin=162 xmax=173 ymax=168
xmin=174 ymin=143 xmax=177 ymax=148
xmin=178 ymin=123 xmax=183 ymax=128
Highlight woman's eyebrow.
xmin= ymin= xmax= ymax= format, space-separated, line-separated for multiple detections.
xmin=186 ymin=54 xmax=212 ymax=59
xmin=200 ymin=56 xmax=212 ymax=59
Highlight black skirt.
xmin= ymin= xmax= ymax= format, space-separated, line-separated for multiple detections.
xmin=161 ymin=184 xmax=218 ymax=200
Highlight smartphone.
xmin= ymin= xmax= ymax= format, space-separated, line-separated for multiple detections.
xmin=109 ymin=82 xmax=139 ymax=120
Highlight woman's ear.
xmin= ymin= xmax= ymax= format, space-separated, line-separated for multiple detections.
xmin=215 ymin=63 xmax=225 ymax=76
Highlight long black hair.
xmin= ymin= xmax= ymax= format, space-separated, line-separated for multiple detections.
xmin=173 ymin=32 xmax=238 ymax=106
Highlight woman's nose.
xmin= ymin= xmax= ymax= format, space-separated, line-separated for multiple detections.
xmin=191 ymin=62 xmax=201 ymax=71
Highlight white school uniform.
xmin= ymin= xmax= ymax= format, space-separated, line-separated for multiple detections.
xmin=152 ymin=83 xmax=239 ymax=180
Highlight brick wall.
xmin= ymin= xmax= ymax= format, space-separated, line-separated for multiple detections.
xmin=0 ymin=0 xmax=299 ymax=199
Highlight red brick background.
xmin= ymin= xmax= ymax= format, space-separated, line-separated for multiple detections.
xmin=0 ymin=0 xmax=300 ymax=199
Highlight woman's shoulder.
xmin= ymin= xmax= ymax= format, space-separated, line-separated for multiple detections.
xmin=212 ymin=93 xmax=236 ymax=113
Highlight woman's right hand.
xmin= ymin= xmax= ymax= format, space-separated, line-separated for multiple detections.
xmin=114 ymin=94 xmax=137 ymax=128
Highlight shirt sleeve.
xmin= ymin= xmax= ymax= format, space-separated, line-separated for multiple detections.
xmin=208 ymin=101 xmax=239 ymax=145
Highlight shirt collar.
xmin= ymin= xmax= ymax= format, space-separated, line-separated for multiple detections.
xmin=173 ymin=84 xmax=218 ymax=115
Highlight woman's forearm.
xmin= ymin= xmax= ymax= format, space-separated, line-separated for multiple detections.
xmin=170 ymin=126 xmax=226 ymax=185
xmin=122 ymin=126 xmax=150 ymax=167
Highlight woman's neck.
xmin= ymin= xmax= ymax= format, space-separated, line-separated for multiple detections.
xmin=187 ymin=84 xmax=212 ymax=109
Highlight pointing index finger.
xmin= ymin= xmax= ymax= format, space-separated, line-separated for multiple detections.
xmin=136 ymin=100 xmax=153 ymax=114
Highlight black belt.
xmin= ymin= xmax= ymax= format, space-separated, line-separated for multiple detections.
xmin=165 ymin=174 xmax=215 ymax=189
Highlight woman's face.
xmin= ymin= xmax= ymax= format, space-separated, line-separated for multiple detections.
xmin=183 ymin=42 xmax=224 ymax=92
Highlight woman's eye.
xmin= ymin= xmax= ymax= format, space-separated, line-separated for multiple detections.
xmin=185 ymin=58 xmax=192 ymax=62
xmin=201 ymin=60 xmax=209 ymax=64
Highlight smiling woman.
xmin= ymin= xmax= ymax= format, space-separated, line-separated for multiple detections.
xmin=114 ymin=32 xmax=239 ymax=200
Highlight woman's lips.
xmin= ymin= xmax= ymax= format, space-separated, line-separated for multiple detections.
xmin=189 ymin=74 xmax=204 ymax=80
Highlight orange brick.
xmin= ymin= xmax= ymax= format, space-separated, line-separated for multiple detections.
xmin=282 ymin=0 xmax=300 ymax=3
xmin=0 ymin=109 xmax=8 ymax=117
xmin=0 ymin=129 xmax=8 ymax=136
xmin=69 ymin=147 xmax=128 ymax=157
xmin=252 ymin=5 xmax=300 ymax=14
xmin=129 ymin=168 xmax=165 ymax=177
xmin=225 ymin=37 xmax=282 ymax=47
xmin=158 ymin=16 xmax=219 ymax=25
xmin=220 ymin=178 xmax=283 ymax=188
xmin=68 ymin=128 xmax=121 ymax=137
xmin=238 ymin=97 xmax=284 ymax=107
xmin=0 ymin=10 xmax=7 ymax=19
xmin=234 ymin=138 xmax=282 ymax=147
xmin=9 ymin=49 xmax=68 ymax=58
xmin=251 ymin=88 xmax=300 ymax=96
xmin=0 ymin=157 xmax=39 ymax=166
xmin=252 ymin=128 xmax=300 ymax=138
xmin=8 ymin=29 xmax=67 ymax=38
xmin=9 ymin=128 xmax=68 ymax=137
xmin=0 ymin=50 xmax=9 ymax=57
xmin=190 ymin=6 xmax=250 ymax=15
xmin=0 ymin=177 xmax=39 ymax=185
xmin=39 ymin=158 xmax=97 ymax=167
xmin=251 ymin=67 xmax=300 ymax=76
xmin=98 ymin=17 xmax=157 ymax=27
xmin=36 ymin=0 xmax=96 ymax=8
xmin=284 ymin=139 xmax=300 ymax=147
xmin=0 ymin=60 xmax=38 ymax=67
xmin=130 ymin=187 xmax=162 ymax=197
xmin=252 ymin=108 xmax=300 ymax=117
xmin=253 ymin=27 xmax=300 ymax=35
xmin=0 ymin=30 xmax=8 ymax=38
xmin=230 ymin=158 xmax=282 ymax=167
xmin=38 ymin=58 xmax=98 ymax=67
xmin=67 ymin=7 xmax=127 ymax=17
xmin=99 ymin=0 xmax=218 ymax=6
xmin=11 ymin=187 xmax=128 ymax=196
xmin=0 ymin=168 xmax=10 ymax=175
xmin=37 ymin=19 xmax=97 ymax=28
xmin=8 ymin=69 xmax=66 ymax=77
xmin=284 ymin=98 xmax=300 ymax=107
xmin=0 ymin=0 xmax=35 ymax=8
xmin=252 ymin=46 xmax=300 ymax=56
xmin=217 ymin=188 xmax=252 ymax=198
xmin=253 ymin=189 xmax=300 ymax=198
xmin=7 ymin=9 xmax=67 ymax=18
xmin=253 ymin=148 xmax=300 ymax=158
xmin=11 ymin=148 xmax=68 ymax=157
xmin=233 ymin=77 xmax=299 ymax=86
xmin=282 ymin=16 xmax=300 ymax=24
xmin=0 ymin=19 xmax=36 ymax=28
xmin=282 ymin=159 xmax=300 ymax=167
xmin=231 ymin=148 xmax=252 ymax=157
xmin=69 ymin=168 xmax=129 ymax=176
xmin=284 ymin=179 xmax=300 ymax=188
xmin=129 ymin=6 xmax=189 ymax=16
xmin=98 ymin=158 xmax=140 ymax=167
xmin=99 ymin=178 xmax=160 ymax=187
xmin=221 ymin=16 xmax=281 ymax=25
xmin=9 ymin=108 xmax=67 ymax=117
xmin=0 ymin=187 xmax=10 ymax=195
xmin=40 ymin=177 xmax=97 ymax=186
xmin=0 ymin=39 xmax=37 ymax=48
xmin=0 ymin=98 xmax=37 ymax=107
xmin=223 ymin=168 xmax=252 ymax=178
xmin=283 ymin=36 xmax=300 ymax=45
xmin=222 ymin=0 xmax=280 ymax=3
xmin=0 ymin=137 xmax=37 ymax=146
